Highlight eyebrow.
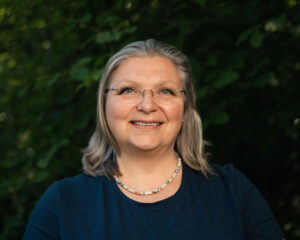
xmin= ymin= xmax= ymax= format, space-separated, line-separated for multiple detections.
xmin=113 ymin=79 xmax=180 ymax=88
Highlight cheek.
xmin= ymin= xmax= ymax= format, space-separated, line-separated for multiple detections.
xmin=105 ymin=99 xmax=131 ymax=128
xmin=166 ymin=103 xmax=184 ymax=126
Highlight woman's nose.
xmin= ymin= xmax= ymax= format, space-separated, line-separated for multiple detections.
xmin=137 ymin=90 xmax=157 ymax=112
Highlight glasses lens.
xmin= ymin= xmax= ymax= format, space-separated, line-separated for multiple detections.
xmin=154 ymin=88 xmax=180 ymax=105
xmin=116 ymin=87 xmax=139 ymax=103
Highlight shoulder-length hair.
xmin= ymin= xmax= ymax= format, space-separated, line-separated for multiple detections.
xmin=82 ymin=39 xmax=214 ymax=178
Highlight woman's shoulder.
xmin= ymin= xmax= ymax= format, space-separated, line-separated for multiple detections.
xmin=207 ymin=164 xmax=285 ymax=239
xmin=189 ymin=162 xmax=251 ymax=182
xmin=33 ymin=173 xmax=108 ymax=215
xmin=209 ymin=163 xmax=254 ymax=191
xmin=208 ymin=162 xmax=250 ymax=180
xmin=210 ymin=162 xmax=241 ymax=176
xmin=186 ymin=163 xmax=255 ymax=197
xmin=56 ymin=172 xmax=99 ymax=186
xmin=53 ymin=173 xmax=107 ymax=195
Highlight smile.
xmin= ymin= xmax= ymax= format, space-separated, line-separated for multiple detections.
xmin=131 ymin=121 xmax=162 ymax=126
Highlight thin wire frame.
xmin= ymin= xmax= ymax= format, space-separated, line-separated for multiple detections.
xmin=105 ymin=87 xmax=185 ymax=105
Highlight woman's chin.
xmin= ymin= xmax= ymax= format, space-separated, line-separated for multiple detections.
xmin=131 ymin=143 xmax=160 ymax=152
xmin=127 ymin=139 xmax=162 ymax=152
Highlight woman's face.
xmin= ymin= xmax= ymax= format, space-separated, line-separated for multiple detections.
xmin=105 ymin=56 xmax=184 ymax=153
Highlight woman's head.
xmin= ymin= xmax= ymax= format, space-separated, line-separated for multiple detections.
xmin=82 ymin=39 xmax=213 ymax=177
xmin=105 ymin=56 xmax=185 ymax=155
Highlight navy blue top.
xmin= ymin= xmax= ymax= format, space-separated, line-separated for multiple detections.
xmin=23 ymin=164 xmax=285 ymax=240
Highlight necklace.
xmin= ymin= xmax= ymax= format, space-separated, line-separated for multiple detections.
xmin=114 ymin=157 xmax=182 ymax=196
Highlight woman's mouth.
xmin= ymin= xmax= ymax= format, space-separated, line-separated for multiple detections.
xmin=130 ymin=121 xmax=163 ymax=129
xmin=131 ymin=121 xmax=162 ymax=126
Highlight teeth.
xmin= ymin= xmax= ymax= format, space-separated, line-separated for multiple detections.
xmin=133 ymin=122 xmax=160 ymax=126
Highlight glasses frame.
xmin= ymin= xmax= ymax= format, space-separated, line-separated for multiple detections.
xmin=105 ymin=87 xmax=185 ymax=105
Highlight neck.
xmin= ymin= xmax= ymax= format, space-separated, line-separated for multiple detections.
xmin=116 ymin=148 xmax=178 ymax=185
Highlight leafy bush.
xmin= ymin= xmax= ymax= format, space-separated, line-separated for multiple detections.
xmin=0 ymin=0 xmax=299 ymax=239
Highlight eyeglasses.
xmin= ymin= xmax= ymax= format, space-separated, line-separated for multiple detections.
xmin=105 ymin=86 xmax=185 ymax=105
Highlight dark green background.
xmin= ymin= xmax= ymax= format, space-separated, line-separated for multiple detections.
xmin=0 ymin=0 xmax=299 ymax=239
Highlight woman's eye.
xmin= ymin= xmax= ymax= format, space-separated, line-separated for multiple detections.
xmin=159 ymin=88 xmax=175 ymax=95
xmin=118 ymin=87 xmax=135 ymax=95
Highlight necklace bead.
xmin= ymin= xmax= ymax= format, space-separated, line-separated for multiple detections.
xmin=114 ymin=157 xmax=182 ymax=196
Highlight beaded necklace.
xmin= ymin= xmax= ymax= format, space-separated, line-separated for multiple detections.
xmin=114 ymin=157 xmax=182 ymax=196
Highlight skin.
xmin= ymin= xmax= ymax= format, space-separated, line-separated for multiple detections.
xmin=105 ymin=56 xmax=184 ymax=203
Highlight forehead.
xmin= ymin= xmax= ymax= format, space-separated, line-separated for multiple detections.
xmin=109 ymin=56 xmax=182 ymax=87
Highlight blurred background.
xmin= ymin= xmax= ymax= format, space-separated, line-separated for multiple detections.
xmin=0 ymin=0 xmax=299 ymax=239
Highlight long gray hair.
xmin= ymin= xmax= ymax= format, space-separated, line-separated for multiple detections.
xmin=82 ymin=39 xmax=214 ymax=178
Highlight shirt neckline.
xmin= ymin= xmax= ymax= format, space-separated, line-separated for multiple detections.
xmin=111 ymin=162 xmax=186 ymax=207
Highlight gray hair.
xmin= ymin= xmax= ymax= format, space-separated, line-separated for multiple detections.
xmin=82 ymin=39 xmax=214 ymax=178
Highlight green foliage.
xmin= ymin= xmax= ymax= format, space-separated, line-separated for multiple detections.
xmin=0 ymin=0 xmax=299 ymax=239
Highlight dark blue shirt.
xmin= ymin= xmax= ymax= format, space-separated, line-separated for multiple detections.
xmin=23 ymin=164 xmax=285 ymax=239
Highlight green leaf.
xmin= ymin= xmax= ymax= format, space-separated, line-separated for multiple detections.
xmin=92 ymin=68 xmax=104 ymax=81
xmin=95 ymin=14 xmax=121 ymax=25
xmin=213 ymin=70 xmax=239 ymax=89
xmin=196 ymin=87 xmax=208 ymax=99
xmin=206 ymin=55 xmax=218 ymax=66
xmin=95 ymin=31 xmax=114 ymax=44
xmin=264 ymin=15 xmax=286 ymax=32
xmin=286 ymin=0 xmax=297 ymax=7
xmin=251 ymin=72 xmax=274 ymax=88
xmin=33 ymin=170 xmax=49 ymax=183
xmin=205 ymin=71 xmax=219 ymax=83
xmin=70 ymin=57 xmax=92 ymax=81
xmin=212 ymin=111 xmax=230 ymax=125
xmin=65 ymin=19 xmax=76 ymax=32
xmin=37 ymin=139 xmax=69 ymax=168
xmin=46 ymin=73 xmax=60 ymax=88
xmin=250 ymin=31 xmax=264 ymax=48
xmin=80 ymin=13 xmax=92 ymax=23
xmin=192 ymin=0 xmax=206 ymax=7
xmin=111 ymin=30 xmax=122 ymax=41
xmin=95 ymin=30 xmax=125 ymax=44
xmin=236 ymin=26 xmax=259 ymax=46
xmin=73 ymin=57 xmax=92 ymax=67
xmin=70 ymin=66 xmax=90 ymax=81
xmin=123 ymin=26 xmax=138 ymax=34
xmin=75 ymin=68 xmax=104 ymax=91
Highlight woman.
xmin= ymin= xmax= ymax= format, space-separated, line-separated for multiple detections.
xmin=23 ymin=39 xmax=285 ymax=239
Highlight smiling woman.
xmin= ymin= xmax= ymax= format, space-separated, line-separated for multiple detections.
xmin=106 ymin=57 xmax=184 ymax=158
xmin=23 ymin=39 xmax=285 ymax=240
